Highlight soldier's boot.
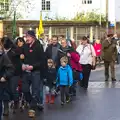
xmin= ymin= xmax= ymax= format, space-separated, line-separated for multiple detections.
xmin=105 ymin=76 xmax=109 ymax=81
xmin=111 ymin=78 xmax=116 ymax=81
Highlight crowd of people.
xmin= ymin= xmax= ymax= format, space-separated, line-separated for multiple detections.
xmin=0 ymin=30 xmax=119 ymax=119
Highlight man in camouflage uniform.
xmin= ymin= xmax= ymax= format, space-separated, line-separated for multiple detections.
xmin=102 ymin=34 xmax=117 ymax=81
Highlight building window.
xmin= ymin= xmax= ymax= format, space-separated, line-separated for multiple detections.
xmin=0 ymin=0 xmax=9 ymax=11
xmin=42 ymin=0 xmax=50 ymax=11
xmin=82 ymin=0 xmax=92 ymax=4
xmin=46 ymin=1 xmax=50 ymax=10
xmin=42 ymin=0 xmax=46 ymax=10
xmin=89 ymin=0 xmax=92 ymax=4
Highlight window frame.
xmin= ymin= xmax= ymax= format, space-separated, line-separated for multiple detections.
xmin=46 ymin=1 xmax=50 ymax=10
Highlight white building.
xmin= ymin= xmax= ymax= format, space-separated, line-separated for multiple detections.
xmin=26 ymin=0 xmax=107 ymax=20
xmin=114 ymin=0 xmax=120 ymax=22
xmin=1 ymin=0 xmax=120 ymax=22
xmin=17 ymin=0 xmax=120 ymax=21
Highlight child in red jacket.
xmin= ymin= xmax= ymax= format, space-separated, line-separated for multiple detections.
xmin=93 ymin=40 xmax=102 ymax=65
xmin=68 ymin=51 xmax=83 ymax=96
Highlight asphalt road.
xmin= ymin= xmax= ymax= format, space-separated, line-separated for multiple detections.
xmin=2 ymin=65 xmax=120 ymax=120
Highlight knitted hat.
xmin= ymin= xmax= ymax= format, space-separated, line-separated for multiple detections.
xmin=26 ymin=30 xmax=36 ymax=38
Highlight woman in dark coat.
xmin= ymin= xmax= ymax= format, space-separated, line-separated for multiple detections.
xmin=58 ymin=39 xmax=74 ymax=66
xmin=0 ymin=40 xmax=14 ymax=118
xmin=1 ymin=37 xmax=22 ymax=114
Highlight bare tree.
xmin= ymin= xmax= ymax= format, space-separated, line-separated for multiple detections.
xmin=0 ymin=0 xmax=35 ymax=19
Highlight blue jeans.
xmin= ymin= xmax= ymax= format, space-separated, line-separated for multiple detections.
xmin=22 ymin=71 xmax=43 ymax=110
xmin=40 ymin=82 xmax=43 ymax=104
xmin=0 ymin=101 xmax=2 ymax=120
xmin=9 ymin=76 xmax=20 ymax=101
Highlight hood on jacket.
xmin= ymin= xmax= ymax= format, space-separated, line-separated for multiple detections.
xmin=60 ymin=65 xmax=69 ymax=70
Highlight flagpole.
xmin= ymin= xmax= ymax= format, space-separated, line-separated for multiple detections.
xmin=12 ymin=2 xmax=17 ymax=40
xmin=106 ymin=0 xmax=108 ymax=34
xmin=12 ymin=10 xmax=16 ymax=39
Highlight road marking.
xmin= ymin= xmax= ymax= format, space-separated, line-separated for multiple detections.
xmin=89 ymin=82 xmax=120 ymax=88
xmin=92 ymin=65 xmax=120 ymax=72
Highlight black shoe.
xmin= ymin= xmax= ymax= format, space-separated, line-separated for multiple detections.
xmin=61 ymin=102 xmax=64 ymax=106
xmin=83 ymin=87 xmax=88 ymax=90
xmin=112 ymin=78 xmax=116 ymax=81
xmin=105 ymin=76 xmax=109 ymax=81
xmin=80 ymin=84 xmax=84 ymax=88
xmin=37 ymin=104 xmax=44 ymax=111
xmin=73 ymin=93 xmax=76 ymax=96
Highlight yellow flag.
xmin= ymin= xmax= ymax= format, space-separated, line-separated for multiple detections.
xmin=38 ymin=11 xmax=44 ymax=38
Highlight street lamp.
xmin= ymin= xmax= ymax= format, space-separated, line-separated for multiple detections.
xmin=99 ymin=0 xmax=102 ymax=39
xmin=106 ymin=0 xmax=109 ymax=34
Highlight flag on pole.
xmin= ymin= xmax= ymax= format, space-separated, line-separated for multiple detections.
xmin=66 ymin=28 xmax=70 ymax=41
xmin=90 ymin=26 xmax=93 ymax=43
xmin=37 ymin=11 xmax=44 ymax=38
xmin=66 ymin=28 xmax=71 ymax=46
xmin=12 ymin=11 xmax=17 ymax=39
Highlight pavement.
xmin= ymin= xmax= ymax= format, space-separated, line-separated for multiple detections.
xmin=90 ymin=64 xmax=120 ymax=81
xmin=2 ymin=64 xmax=120 ymax=120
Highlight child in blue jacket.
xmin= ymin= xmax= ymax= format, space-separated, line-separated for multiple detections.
xmin=56 ymin=56 xmax=73 ymax=105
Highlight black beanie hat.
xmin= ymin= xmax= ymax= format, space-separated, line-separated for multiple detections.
xmin=26 ymin=30 xmax=36 ymax=38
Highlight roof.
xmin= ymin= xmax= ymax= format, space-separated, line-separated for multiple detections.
xmin=3 ymin=20 xmax=104 ymax=27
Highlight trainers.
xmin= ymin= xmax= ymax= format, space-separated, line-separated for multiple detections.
xmin=28 ymin=110 xmax=35 ymax=118
xmin=61 ymin=102 xmax=64 ymax=106
xmin=66 ymin=98 xmax=70 ymax=103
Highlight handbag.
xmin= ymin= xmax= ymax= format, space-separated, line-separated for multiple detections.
xmin=90 ymin=45 xmax=96 ymax=70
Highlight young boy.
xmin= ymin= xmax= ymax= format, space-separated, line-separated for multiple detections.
xmin=45 ymin=59 xmax=56 ymax=104
xmin=56 ymin=56 xmax=73 ymax=105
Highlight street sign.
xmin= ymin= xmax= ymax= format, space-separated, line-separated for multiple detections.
xmin=110 ymin=21 xmax=115 ymax=27
xmin=110 ymin=23 xmax=115 ymax=27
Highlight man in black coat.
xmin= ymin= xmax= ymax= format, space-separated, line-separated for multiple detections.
xmin=21 ymin=30 xmax=44 ymax=117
